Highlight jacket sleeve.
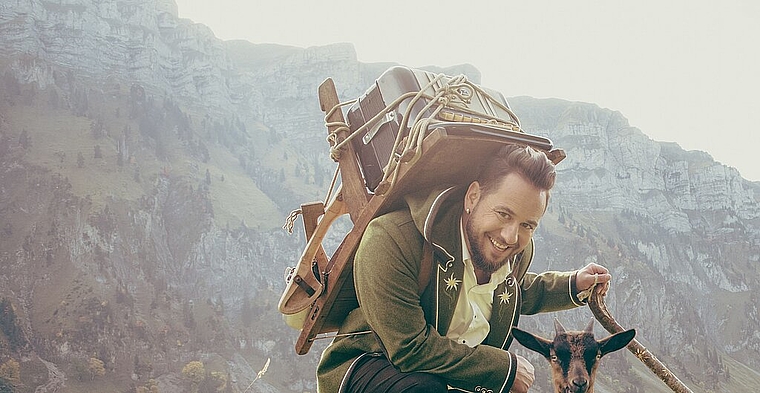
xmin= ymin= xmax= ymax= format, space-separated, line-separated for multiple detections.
xmin=519 ymin=271 xmax=585 ymax=315
xmin=355 ymin=216 xmax=518 ymax=393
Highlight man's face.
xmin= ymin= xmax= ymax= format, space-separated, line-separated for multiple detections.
xmin=463 ymin=173 xmax=548 ymax=275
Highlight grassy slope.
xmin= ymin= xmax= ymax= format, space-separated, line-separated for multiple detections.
xmin=1 ymin=84 xmax=282 ymax=231
xmin=0 ymin=83 xmax=299 ymax=391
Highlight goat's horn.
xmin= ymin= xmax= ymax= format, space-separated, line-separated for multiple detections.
xmin=554 ymin=319 xmax=566 ymax=334
xmin=584 ymin=318 xmax=595 ymax=333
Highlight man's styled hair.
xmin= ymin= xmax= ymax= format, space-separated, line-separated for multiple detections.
xmin=476 ymin=144 xmax=556 ymax=196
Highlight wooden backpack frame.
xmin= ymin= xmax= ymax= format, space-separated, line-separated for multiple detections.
xmin=278 ymin=77 xmax=563 ymax=355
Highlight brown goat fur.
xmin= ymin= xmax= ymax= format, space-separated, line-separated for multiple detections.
xmin=511 ymin=319 xmax=635 ymax=393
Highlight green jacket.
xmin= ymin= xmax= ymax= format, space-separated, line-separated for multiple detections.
xmin=317 ymin=186 xmax=585 ymax=392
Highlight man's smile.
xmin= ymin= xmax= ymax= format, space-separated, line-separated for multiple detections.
xmin=488 ymin=235 xmax=509 ymax=252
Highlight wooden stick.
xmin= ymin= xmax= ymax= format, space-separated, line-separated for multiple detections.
xmin=588 ymin=288 xmax=694 ymax=393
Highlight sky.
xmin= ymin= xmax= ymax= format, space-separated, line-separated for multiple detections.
xmin=174 ymin=0 xmax=760 ymax=182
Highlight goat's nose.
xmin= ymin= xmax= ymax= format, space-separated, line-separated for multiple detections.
xmin=572 ymin=378 xmax=588 ymax=388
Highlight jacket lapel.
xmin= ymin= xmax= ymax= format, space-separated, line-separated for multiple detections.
xmin=484 ymin=239 xmax=533 ymax=349
xmin=433 ymin=252 xmax=465 ymax=336
xmin=484 ymin=274 xmax=520 ymax=349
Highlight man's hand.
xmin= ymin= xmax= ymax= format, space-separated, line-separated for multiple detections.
xmin=576 ymin=262 xmax=611 ymax=297
xmin=511 ymin=354 xmax=535 ymax=393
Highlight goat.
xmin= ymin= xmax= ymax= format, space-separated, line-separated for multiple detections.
xmin=511 ymin=319 xmax=635 ymax=393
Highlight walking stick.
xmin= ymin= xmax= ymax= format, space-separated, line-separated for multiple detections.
xmin=588 ymin=287 xmax=694 ymax=393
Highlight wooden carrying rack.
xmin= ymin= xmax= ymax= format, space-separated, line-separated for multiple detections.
xmin=279 ymin=78 xmax=564 ymax=355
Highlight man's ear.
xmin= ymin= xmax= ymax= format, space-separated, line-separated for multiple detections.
xmin=465 ymin=181 xmax=481 ymax=210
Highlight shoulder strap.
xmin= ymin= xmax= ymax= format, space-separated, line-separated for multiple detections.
xmin=418 ymin=241 xmax=434 ymax=294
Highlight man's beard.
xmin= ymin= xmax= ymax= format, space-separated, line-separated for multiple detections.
xmin=465 ymin=216 xmax=512 ymax=275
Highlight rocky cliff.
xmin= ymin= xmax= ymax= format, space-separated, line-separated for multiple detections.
xmin=1 ymin=1 xmax=759 ymax=392
xmin=509 ymin=97 xmax=760 ymax=390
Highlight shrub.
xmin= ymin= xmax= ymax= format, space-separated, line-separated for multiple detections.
xmin=0 ymin=359 xmax=20 ymax=388
xmin=181 ymin=361 xmax=205 ymax=385
xmin=88 ymin=357 xmax=105 ymax=380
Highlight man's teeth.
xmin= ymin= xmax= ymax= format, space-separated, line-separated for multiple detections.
xmin=489 ymin=237 xmax=508 ymax=251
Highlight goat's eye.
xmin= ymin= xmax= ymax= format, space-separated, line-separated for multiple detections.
xmin=596 ymin=354 xmax=601 ymax=360
xmin=550 ymin=355 xmax=558 ymax=362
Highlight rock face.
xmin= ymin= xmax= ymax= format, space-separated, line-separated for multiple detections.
xmin=510 ymin=97 xmax=760 ymax=390
xmin=1 ymin=1 xmax=759 ymax=392
xmin=1 ymin=0 xmax=232 ymax=105
xmin=512 ymin=97 xmax=759 ymax=229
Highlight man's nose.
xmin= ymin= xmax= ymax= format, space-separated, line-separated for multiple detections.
xmin=501 ymin=223 xmax=519 ymax=245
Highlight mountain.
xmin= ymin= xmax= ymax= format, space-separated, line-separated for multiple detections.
xmin=1 ymin=1 xmax=759 ymax=392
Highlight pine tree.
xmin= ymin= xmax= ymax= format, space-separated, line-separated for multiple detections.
xmin=18 ymin=129 xmax=30 ymax=149
xmin=0 ymin=298 xmax=26 ymax=351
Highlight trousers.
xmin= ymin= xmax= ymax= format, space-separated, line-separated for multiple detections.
xmin=343 ymin=354 xmax=448 ymax=393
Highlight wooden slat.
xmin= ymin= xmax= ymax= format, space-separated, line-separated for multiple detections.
xmin=300 ymin=202 xmax=324 ymax=241
xmin=300 ymin=202 xmax=331 ymax=284
xmin=318 ymin=79 xmax=370 ymax=222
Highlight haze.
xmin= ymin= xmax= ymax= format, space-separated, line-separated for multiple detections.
xmin=174 ymin=0 xmax=760 ymax=181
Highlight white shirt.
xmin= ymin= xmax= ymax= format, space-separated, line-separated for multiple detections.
xmin=445 ymin=220 xmax=512 ymax=347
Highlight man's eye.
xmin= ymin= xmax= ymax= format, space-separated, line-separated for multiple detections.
xmin=521 ymin=223 xmax=535 ymax=230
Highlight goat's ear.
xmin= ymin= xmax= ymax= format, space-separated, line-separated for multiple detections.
xmin=584 ymin=318 xmax=595 ymax=333
xmin=554 ymin=318 xmax=567 ymax=334
xmin=511 ymin=327 xmax=553 ymax=358
xmin=598 ymin=329 xmax=636 ymax=357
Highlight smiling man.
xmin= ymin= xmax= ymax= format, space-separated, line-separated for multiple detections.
xmin=317 ymin=144 xmax=610 ymax=393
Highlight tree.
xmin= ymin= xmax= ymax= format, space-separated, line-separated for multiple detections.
xmin=0 ymin=298 xmax=26 ymax=351
xmin=2 ymin=72 xmax=20 ymax=99
xmin=90 ymin=118 xmax=105 ymax=139
xmin=182 ymin=301 xmax=195 ymax=329
xmin=72 ymin=88 xmax=89 ymax=116
xmin=137 ymin=379 xmax=160 ymax=393
xmin=240 ymin=295 xmax=253 ymax=327
xmin=0 ymin=359 xmax=20 ymax=388
xmin=88 ymin=357 xmax=105 ymax=380
xmin=0 ymin=378 xmax=15 ymax=393
xmin=0 ymin=135 xmax=10 ymax=158
xmin=214 ymin=295 xmax=224 ymax=316
xmin=193 ymin=370 xmax=227 ymax=393
xmin=48 ymin=88 xmax=59 ymax=109
xmin=182 ymin=361 xmax=204 ymax=381
xmin=18 ymin=129 xmax=30 ymax=149
xmin=182 ymin=361 xmax=205 ymax=388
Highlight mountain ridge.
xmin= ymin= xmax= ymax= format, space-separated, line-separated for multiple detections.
xmin=1 ymin=1 xmax=758 ymax=392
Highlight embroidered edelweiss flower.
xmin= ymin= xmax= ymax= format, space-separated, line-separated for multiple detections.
xmin=498 ymin=288 xmax=512 ymax=304
xmin=444 ymin=273 xmax=462 ymax=291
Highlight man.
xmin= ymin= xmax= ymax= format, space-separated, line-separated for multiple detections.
xmin=317 ymin=144 xmax=610 ymax=392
